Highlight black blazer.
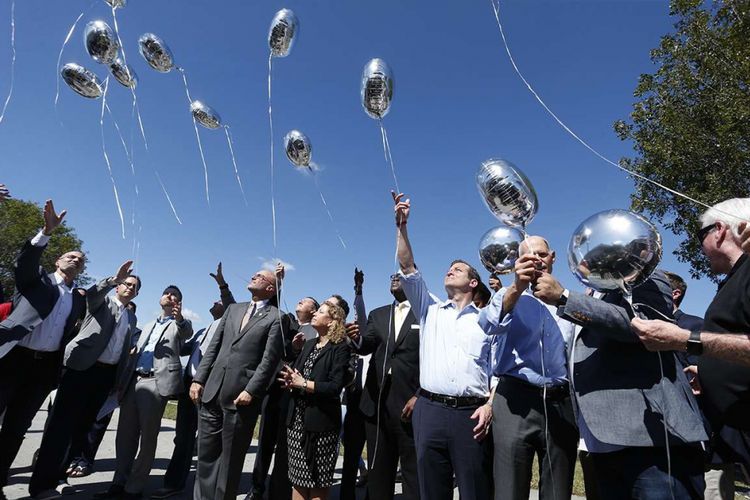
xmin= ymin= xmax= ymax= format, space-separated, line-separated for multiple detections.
xmin=0 ymin=238 xmax=85 ymax=358
xmin=357 ymin=304 xmax=420 ymax=419
xmin=286 ymin=338 xmax=351 ymax=433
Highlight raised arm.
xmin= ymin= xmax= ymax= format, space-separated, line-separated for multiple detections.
xmin=392 ymin=191 xmax=415 ymax=274
xmin=210 ymin=262 xmax=236 ymax=307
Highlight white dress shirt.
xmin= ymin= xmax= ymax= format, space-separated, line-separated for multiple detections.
xmin=399 ymin=269 xmax=500 ymax=398
xmin=185 ymin=318 xmax=221 ymax=377
xmin=18 ymin=231 xmax=73 ymax=352
xmin=97 ymin=296 xmax=130 ymax=365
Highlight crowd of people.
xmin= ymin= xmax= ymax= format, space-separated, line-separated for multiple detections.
xmin=1 ymin=184 xmax=750 ymax=500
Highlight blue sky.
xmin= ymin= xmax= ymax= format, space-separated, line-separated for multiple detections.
xmin=0 ymin=0 xmax=720 ymax=328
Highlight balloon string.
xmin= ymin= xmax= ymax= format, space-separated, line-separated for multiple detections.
xmin=378 ymin=119 xmax=400 ymax=194
xmin=99 ymin=78 xmax=126 ymax=239
xmin=155 ymin=170 xmax=182 ymax=225
xmin=488 ymin=0 xmax=747 ymax=224
xmin=224 ymin=126 xmax=248 ymax=206
xmin=309 ymin=166 xmax=347 ymax=250
xmin=268 ymin=54 xmax=278 ymax=252
xmin=54 ymin=6 xmax=90 ymax=123
xmin=0 ymin=0 xmax=15 ymax=126
xmin=111 ymin=5 xmax=148 ymax=150
xmin=178 ymin=68 xmax=210 ymax=205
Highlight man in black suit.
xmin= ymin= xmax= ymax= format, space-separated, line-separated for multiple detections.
xmin=190 ymin=268 xmax=284 ymax=500
xmin=0 ymin=200 xmax=86 ymax=498
xmin=354 ymin=273 xmax=420 ymax=500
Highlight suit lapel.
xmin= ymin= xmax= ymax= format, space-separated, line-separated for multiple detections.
xmin=394 ymin=308 xmax=415 ymax=349
xmin=233 ymin=304 xmax=269 ymax=345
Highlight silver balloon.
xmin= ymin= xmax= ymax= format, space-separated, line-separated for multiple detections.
xmin=268 ymin=9 xmax=298 ymax=58
xmin=103 ymin=0 xmax=126 ymax=8
xmin=138 ymin=33 xmax=175 ymax=73
xmin=361 ymin=58 xmax=394 ymax=119
xmin=284 ymin=130 xmax=312 ymax=167
xmin=84 ymin=20 xmax=119 ymax=65
xmin=478 ymin=226 xmax=524 ymax=275
xmin=190 ymin=100 xmax=222 ymax=129
xmin=60 ymin=63 xmax=103 ymax=99
xmin=476 ymin=159 xmax=538 ymax=228
xmin=109 ymin=58 xmax=137 ymax=89
xmin=568 ymin=209 xmax=662 ymax=293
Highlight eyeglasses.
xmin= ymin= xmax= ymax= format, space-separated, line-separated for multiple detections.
xmin=697 ymin=223 xmax=717 ymax=243
xmin=252 ymin=273 xmax=275 ymax=285
xmin=120 ymin=281 xmax=138 ymax=290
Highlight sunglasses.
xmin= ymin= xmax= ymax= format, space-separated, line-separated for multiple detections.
xmin=697 ymin=223 xmax=717 ymax=243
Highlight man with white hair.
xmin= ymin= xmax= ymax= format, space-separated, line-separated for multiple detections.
xmin=632 ymin=197 xmax=750 ymax=489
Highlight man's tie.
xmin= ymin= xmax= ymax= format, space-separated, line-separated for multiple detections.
xmin=240 ymin=302 xmax=258 ymax=331
xmin=394 ymin=302 xmax=409 ymax=341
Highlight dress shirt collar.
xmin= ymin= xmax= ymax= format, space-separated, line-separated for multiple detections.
xmin=396 ymin=300 xmax=411 ymax=309
xmin=52 ymin=271 xmax=72 ymax=290
xmin=157 ymin=315 xmax=174 ymax=325
xmin=112 ymin=296 xmax=126 ymax=311
xmin=439 ymin=299 xmax=479 ymax=314
xmin=250 ymin=299 xmax=270 ymax=309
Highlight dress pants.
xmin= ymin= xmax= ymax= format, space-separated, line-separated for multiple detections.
xmin=268 ymin=391 xmax=293 ymax=500
xmin=491 ymin=377 xmax=579 ymax=500
xmin=412 ymin=396 xmax=492 ymax=500
xmin=113 ymin=377 xmax=169 ymax=494
xmin=250 ymin=380 xmax=284 ymax=495
xmin=341 ymin=388 xmax=367 ymax=500
xmin=364 ymin=387 xmax=419 ymax=500
xmin=590 ymin=446 xmax=705 ymax=500
xmin=29 ymin=363 xmax=117 ymax=495
xmin=162 ymin=388 xmax=199 ymax=490
xmin=0 ymin=347 xmax=60 ymax=488
xmin=194 ymin=397 xmax=261 ymax=500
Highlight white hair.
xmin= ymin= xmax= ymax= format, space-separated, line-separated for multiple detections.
xmin=699 ymin=198 xmax=750 ymax=240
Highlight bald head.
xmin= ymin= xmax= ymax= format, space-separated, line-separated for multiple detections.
xmin=519 ymin=235 xmax=556 ymax=274
xmin=247 ymin=269 xmax=278 ymax=300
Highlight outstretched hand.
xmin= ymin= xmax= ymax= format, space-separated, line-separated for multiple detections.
xmin=42 ymin=199 xmax=66 ymax=236
xmin=115 ymin=260 xmax=134 ymax=284
xmin=354 ymin=267 xmax=364 ymax=294
xmin=210 ymin=262 xmax=226 ymax=287
xmin=275 ymin=262 xmax=285 ymax=281
xmin=391 ymin=191 xmax=410 ymax=226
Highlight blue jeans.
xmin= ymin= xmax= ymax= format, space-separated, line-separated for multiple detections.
xmin=590 ymin=446 xmax=705 ymax=499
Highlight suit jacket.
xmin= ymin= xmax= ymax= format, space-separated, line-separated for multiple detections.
xmin=561 ymin=270 xmax=707 ymax=447
xmin=64 ymin=278 xmax=138 ymax=385
xmin=286 ymin=338 xmax=352 ymax=433
xmin=194 ymin=301 xmax=283 ymax=409
xmin=0 ymin=238 xmax=85 ymax=358
xmin=125 ymin=315 xmax=193 ymax=398
xmin=357 ymin=303 xmax=420 ymax=419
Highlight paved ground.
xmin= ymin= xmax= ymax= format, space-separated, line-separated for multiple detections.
xmin=4 ymin=404 xmax=584 ymax=499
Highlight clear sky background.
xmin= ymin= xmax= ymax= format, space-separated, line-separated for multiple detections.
xmin=0 ymin=0 xmax=720 ymax=329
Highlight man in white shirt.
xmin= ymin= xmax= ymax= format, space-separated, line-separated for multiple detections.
xmin=0 ymin=200 xmax=86 ymax=497
xmin=392 ymin=192 xmax=499 ymax=500
xmin=29 ymin=262 xmax=139 ymax=499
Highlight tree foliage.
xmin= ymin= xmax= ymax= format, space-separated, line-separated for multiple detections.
xmin=614 ymin=0 xmax=750 ymax=280
xmin=0 ymin=198 xmax=92 ymax=299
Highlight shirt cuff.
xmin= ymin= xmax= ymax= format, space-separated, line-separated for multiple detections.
xmin=31 ymin=230 xmax=50 ymax=247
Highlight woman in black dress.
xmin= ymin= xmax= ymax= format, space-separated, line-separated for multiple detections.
xmin=279 ymin=300 xmax=352 ymax=500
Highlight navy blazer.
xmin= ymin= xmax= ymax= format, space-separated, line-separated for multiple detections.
xmin=0 ymin=238 xmax=85 ymax=359
xmin=286 ymin=338 xmax=351 ymax=433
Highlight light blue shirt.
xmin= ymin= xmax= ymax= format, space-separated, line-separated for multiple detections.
xmin=480 ymin=288 xmax=575 ymax=387
xmin=136 ymin=315 xmax=173 ymax=373
xmin=399 ymin=269 xmax=499 ymax=398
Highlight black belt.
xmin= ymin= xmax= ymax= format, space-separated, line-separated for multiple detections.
xmin=94 ymin=361 xmax=117 ymax=369
xmin=497 ymin=375 xmax=570 ymax=401
xmin=15 ymin=345 xmax=59 ymax=360
xmin=419 ymin=389 xmax=488 ymax=408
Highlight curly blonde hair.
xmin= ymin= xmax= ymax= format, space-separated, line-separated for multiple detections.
xmin=322 ymin=301 xmax=347 ymax=344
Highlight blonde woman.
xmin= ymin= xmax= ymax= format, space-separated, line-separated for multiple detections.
xmin=279 ymin=301 xmax=352 ymax=500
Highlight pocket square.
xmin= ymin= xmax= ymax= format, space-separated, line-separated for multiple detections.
xmin=410 ymin=324 xmax=419 ymax=330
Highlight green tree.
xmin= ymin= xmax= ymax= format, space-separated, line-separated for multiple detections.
xmin=614 ymin=0 xmax=750 ymax=280
xmin=0 ymin=198 xmax=92 ymax=299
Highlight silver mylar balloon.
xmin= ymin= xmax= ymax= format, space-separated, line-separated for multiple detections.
xmin=138 ymin=33 xmax=175 ymax=73
xmin=284 ymin=130 xmax=312 ymax=167
xmin=476 ymin=158 xmax=538 ymax=228
xmin=268 ymin=9 xmax=298 ymax=58
xmin=60 ymin=63 xmax=103 ymax=99
xmin=103 ymin=0 xmax=126 ymax=8
xmin=568 ymin=209 xmax=662 ymax=294
xmin=361 ymin=58 xmax=394 ymax=119
xmin=478 ymin=226 xmax=524 ymax=275
xmin=190 ymin=101 xmax=222 ymax=129
xmin=84 ymin=20 xmax=119 ymax=65
xmin=109 ymin=58 xmax=137 ymax=89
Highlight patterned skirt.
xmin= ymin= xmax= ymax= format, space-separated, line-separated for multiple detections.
xmin=287 ymin=402 xmax=340 ymax=488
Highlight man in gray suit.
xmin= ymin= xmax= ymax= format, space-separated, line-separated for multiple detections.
xmin=29 ymin=260 xmax=139 ymax=498
xmin=190 ymin=269 xmax=284 ymax=500
xmin=533 ymin=269 xmax=708 ymax=498
xmin=95 ymin=285 xmax=192 ymax=499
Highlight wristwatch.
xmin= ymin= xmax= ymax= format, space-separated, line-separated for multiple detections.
xmin=556 ymin=289 xmax=569 ymax=307
xmin=686 ymin=329 xmax=703 ymax=356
